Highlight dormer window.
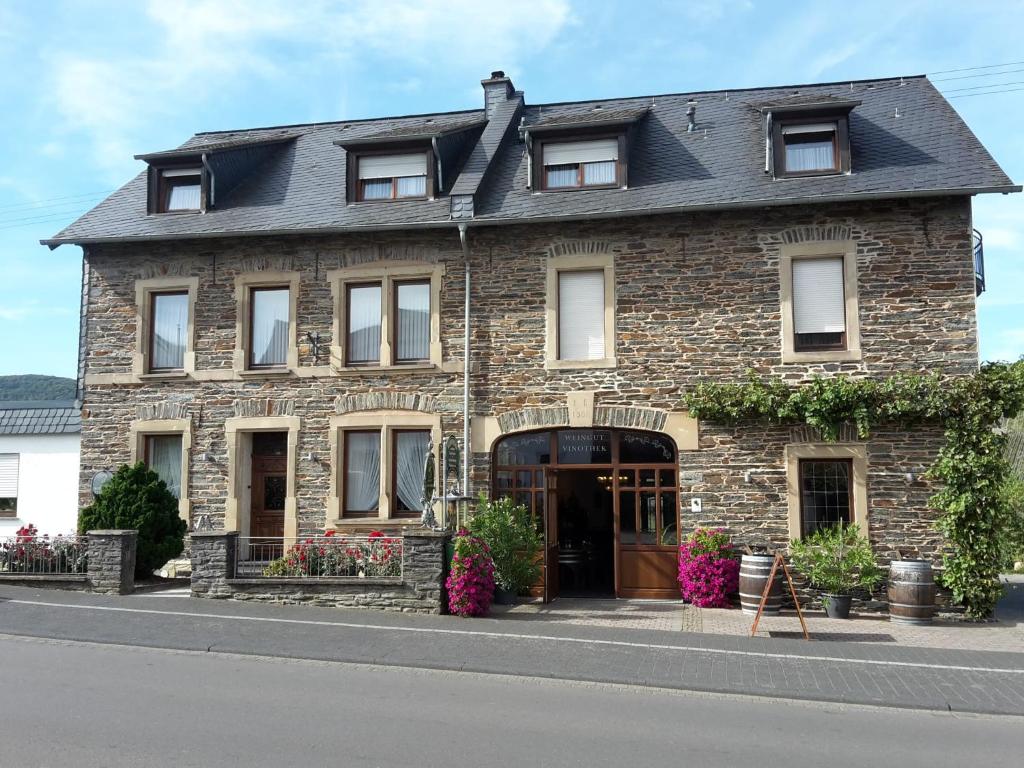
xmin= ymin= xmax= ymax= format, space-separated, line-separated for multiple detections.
xmin=539 ymin=138 xmax=621 ymax=190
xmin=767 ymin=104 xmax=854 ymax=178
xmin=782 ymin=123 xmax=838 ymax=173
xmin=159 ymin=168 xmax=202 ymax=212
xmin=356 ymin=153 xmax=428 ymax=201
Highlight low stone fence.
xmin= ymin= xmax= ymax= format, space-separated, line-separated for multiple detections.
xmin=0 ymin=529 xmax=137 ymax=595
xmin=191 ymin=529 xmax=450 ymax=614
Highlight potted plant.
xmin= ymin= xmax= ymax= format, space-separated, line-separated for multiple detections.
xmin=467 ymin=493 xmax=542 ymax=604
xmin=677 ymin=528 xmax=740 ymax=608
xmin=789 ymin=522 xmax=882 ymax=619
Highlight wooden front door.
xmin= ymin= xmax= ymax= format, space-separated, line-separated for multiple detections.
xmin=543 ymin=468 xmax=560 ymax=603
xmin=250 ymin=431 xmax=288 ymax=558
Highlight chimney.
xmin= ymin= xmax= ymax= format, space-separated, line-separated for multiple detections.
xmin=482 ymin=70 xmax=514 ymax=119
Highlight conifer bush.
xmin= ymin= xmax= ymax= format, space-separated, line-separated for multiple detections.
xmin=79 ymin=462 xmax=186 ymax=578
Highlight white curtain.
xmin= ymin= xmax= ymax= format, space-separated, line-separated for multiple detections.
xmin=546 ymin=164 xmax=578 ymax=188
xmin=345 ymin=432 xmax=380 ymax=512
xmin=347 ymin=285 xmax=381 ymax=363
xmin=147 ymin=435 xmax=182 ymax=499
xmin=793 ymin=258 xmax=846 ymax=334
xmin=361 ymin=179 xmax=392 ymax=199
xmin=396 ymin=282 xmax=430 ymax=361
xmin=583 ymin=161 xmax=616 ymax=185
xmin=395 ymin=431 xmax=430 ymax=512
xmin=396 ymin=176 xmax=426 ymax=197
xmin=167 ymin=183 xmax=201 ymax=210
xmin=558 ymin=270 xmax=605 ymax=360
xmin=251 ymin=289 xmax=289 ymax=366
xmin=151 ymin=293 xmax=188 ymax=369
xmin=782 ymin=123 xmax=836 ymax=172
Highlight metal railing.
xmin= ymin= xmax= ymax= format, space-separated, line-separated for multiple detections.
xmin=234 ymin=534 xmax=404 ymax=580
xmin=0 ymin=534 xmax=88 ymax=575
xmin=973 ymin=228 xmax=985 ymax=296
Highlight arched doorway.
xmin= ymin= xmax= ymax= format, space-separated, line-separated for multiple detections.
xmin=492 ymin=428 xmax=679 ymax=600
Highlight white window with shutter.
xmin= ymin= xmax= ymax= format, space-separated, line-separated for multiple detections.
xmin=543 ymin=139 xmax=619 ymax=188
xmin=792 ymin=257 xmax=846 ymax=348
xmin=558 ymin=270 xmax=606 ymax=360
xmin=0 ymin=454 xmax=18 ymax=516
xmin=357 ymin=153 xmax=428 ymax=200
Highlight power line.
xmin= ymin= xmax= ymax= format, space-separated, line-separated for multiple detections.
xmin=943 ymin=79 xmax=1024 ymax=94
xmin=0 ymin=201 xmax=104 ymax=223
xmin=0 ymin=190 xmax=113 ymax=213
xmin=933 ymin=67 xmax=1024 ymax=83
xmin=929 ymin=59 xmax=1024 ymax=76
xmin=947 ymin=86 xmax=1024 ymax=99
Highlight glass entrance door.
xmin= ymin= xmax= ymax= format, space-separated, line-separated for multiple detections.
xmin=492 ymin=428 xmax=679 ymax=599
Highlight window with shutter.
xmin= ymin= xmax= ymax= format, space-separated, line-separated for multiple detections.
xmin=542 ymin=139 xmax=619 ymax=189
xmin=558 ymin=270 xmax=606 ymax=361
xmin=792 ymin=257 xmax=846 ymax=351
xmin=0 ymin=454 xmax=18 ymax=517
xmin=357 ymin=153 xmax=428 ymax=200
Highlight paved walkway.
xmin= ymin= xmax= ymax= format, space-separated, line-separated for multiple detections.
xmin=2 ymin=584 xmax=1023 ymax=716
xmin=493 ymin=598 xmax=684 ymax=631
xmin=494 ymin=576 xmax=1024 ymax=653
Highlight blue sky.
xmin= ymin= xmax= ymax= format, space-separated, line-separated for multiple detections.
xmin=0 ymin=0 xmax=1021 ymax=378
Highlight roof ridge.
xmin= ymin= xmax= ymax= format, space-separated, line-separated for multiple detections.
xmin=528 ymin=74 xmax=926 ymax=110
xmin=193 ymin=107 xmax=486 ymax=138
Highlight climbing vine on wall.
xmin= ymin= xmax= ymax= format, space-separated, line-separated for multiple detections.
xmin=681 ymin=361 xmax=1024 ymax=619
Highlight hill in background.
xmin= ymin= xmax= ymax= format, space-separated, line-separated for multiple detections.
xmin=0 ymin=375 xmax=77 ymax=402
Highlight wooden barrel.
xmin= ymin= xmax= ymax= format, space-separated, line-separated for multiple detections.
xmin=739 ymin=554 xmax=783 ymax=615
xmin=888 ymin=560 xmax=936 ymax=625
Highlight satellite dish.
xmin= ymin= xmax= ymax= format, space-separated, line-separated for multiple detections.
xmin=90 ymin=470 xmax=114 ymax=497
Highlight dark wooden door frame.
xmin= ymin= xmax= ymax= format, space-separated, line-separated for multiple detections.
xmin=496 ymin=429 xmax=679 ymax=601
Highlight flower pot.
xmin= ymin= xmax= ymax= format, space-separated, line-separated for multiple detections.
xmin=822 ymin=593 xmax=852 ymax=619
xmin=494 ymin=587 xmax=517 ymax=605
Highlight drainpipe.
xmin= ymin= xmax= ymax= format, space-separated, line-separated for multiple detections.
xmin=458 ymin=223 xmax=471 ymax=500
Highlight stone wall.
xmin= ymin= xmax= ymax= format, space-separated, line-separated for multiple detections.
xmin=191 ymin=530 xmax=448 ymax=614
xmin=86 ymin=530 xmax=137 ymax=594
xmin=78 ymin=197 xmax=977 ymax=559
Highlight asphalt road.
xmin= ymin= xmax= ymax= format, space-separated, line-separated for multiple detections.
xmin=0 ymin=634 xmax=1020 ymax=768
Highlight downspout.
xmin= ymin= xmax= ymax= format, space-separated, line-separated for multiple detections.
xmin=432 ymin=136 xmax=443 ymax=195
xmin=76 ymin=247 xmax=90 ymax=408
xmin=458 ymin=223 xmax=471 ymax=499
xmin=201 ymin=152 xmax=214 ymax=210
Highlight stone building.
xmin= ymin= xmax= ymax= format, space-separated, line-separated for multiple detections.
xmin=45 ymin=72 xmax=1018 ymax=599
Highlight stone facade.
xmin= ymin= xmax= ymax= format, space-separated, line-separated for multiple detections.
xmin=191 ymin=530 xmax=448 ymax=614
xmin=78 ymin=196 xmax=977 ymax=560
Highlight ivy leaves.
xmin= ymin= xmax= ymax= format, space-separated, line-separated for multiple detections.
xmin=681 ymin=361 xmax=1024 ymax=619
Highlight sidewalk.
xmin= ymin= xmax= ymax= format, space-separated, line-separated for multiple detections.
xmin=2 ymin=584 xmax=1023 ymax=716
xmin=493 ymin=575 xmax=1024 ymax=653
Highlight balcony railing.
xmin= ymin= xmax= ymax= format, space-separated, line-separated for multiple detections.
xmin=973 ymin=228 xmax=985 ymax=296
xmin=0 ymin=534 xmax=88 ymax=575
xmin=234 ymin=534 xmax=403 ymax=580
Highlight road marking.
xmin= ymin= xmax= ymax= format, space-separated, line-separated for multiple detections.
xmin=6 ymin=597 xmax=1024 ymax=675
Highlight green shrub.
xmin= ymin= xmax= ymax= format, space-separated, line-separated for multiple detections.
xmin=79 ymin=462 xmax=186 ymax=578
xmin=788 ymin=522 xmax=882 ymax=596
xmin=468 ymin=493 xmax=542 ymax=594
xmin=1000 ymin=477 xmax=1024 ymax=570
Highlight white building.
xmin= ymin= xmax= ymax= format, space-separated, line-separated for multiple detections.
xmin=0 ymin=401 xmax=81 ymax=537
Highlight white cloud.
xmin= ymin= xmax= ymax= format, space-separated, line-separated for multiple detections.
xmin=46 ymin=0 xmax=572 ymax=178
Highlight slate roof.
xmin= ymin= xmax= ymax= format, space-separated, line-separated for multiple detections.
xmin=43 ymin=75 xmax=1018 ymax=246
xmin=0 ymin=401 xmax=81 ymax=435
